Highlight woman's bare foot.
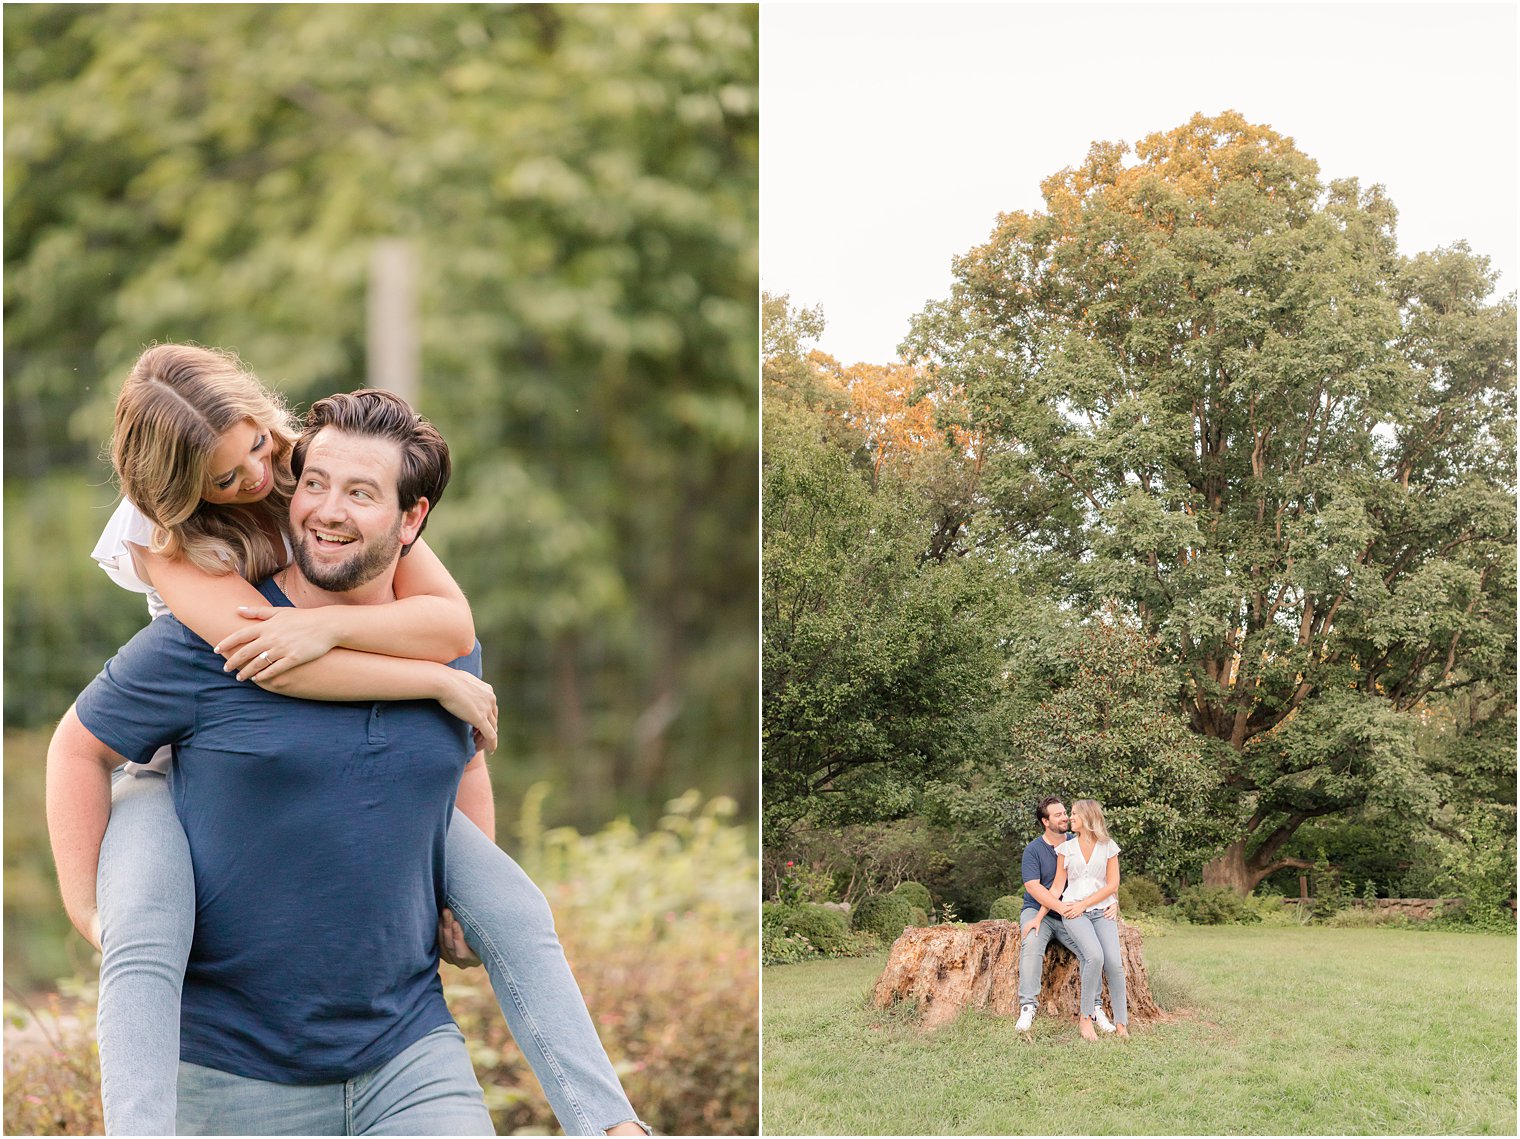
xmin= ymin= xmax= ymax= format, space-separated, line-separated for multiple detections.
xmin=1079 ymin=1017 xmax=1099 ymax=1042
xmin=605 ymin=1125 xmax=647 ymax=1136
xmin=1115 ymin=1023 xmax=1130 ymax=1038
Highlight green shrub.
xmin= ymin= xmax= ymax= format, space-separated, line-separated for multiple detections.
xmin=1324 ymin=905 xmax=1410 ymax=929
xmin=761 ymin=902 xmax=786 ymax=932
xmin=908 ymin=905 xmax=929 ymax=927
xmin=840 ymin=929 xmax=884 ymax=956
xmin=774 ymin=861 xmax=836 ymax=905
xmin=850 ymin=893 xmax=915 ymax=941
xmin=987 ymin=895 xmax=1024 ymax=921
xmin=779 ymin=904 xmax=849 ymax=955
xmin=1310 ymin=861 xmax=1349 ymax=921
xmin=1118 ymin=874 xmax=1164 ymax=914
xmin=1245 ymin=893 xmax=1306 ymax=927
xmin=891 ymin=881 xmax=932 ymax=912
xmin=1444 ymin=808 xmax=1518 ymax=927
xmin=1172 ymin=885 xmax=1260 ymax=925
xmin=762 ymin=925 xmax=818 ymax=966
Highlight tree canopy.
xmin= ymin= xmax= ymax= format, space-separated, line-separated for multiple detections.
xmin=904 ymin=111 xmax=1515 ymax=891
xmin=762 ymin=296 xmax=1008 ymax=843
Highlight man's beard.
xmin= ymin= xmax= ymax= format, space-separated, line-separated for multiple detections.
xmin=291 ymin=518 xmax=403 ymax=593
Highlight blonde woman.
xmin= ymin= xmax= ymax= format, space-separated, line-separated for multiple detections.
xmin=1048 ymin=799 xmax=1129 ymax=1040
xmin=74 ymin=344 xmax=646 ymax=1135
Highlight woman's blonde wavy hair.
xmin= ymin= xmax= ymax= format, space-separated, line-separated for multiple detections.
xmin=110 ymin=344 xmax=297 ymax=582
xmin=1069 ymin=799 xmax=1112 ymax=846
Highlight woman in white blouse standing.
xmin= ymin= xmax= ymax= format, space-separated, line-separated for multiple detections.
xmin=1049 ymin=799 xmax=1130 ymax=1040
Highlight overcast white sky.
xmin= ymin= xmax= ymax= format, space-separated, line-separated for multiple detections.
xmin=761 ymin=2 xmax=1519 ymax=366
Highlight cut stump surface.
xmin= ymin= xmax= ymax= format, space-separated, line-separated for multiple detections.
xmin=871 ymin=918 xmax=1163 ymax=1029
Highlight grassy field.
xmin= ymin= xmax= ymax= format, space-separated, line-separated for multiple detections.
xmin=761 ymin=925 xmax=1517 ymax=1135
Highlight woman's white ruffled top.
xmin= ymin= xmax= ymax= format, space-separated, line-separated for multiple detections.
xmin=1056 ymin=837 xmax=1121 ymax=913
xmin=92 ymin=498 xmax=173 ymax=619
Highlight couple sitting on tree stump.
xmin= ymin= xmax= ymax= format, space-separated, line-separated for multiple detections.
xmin=873 ymin=795 xmax=1159 ymax=1034
xmin=1015 ymin=796 xmax=1128 ymax=1040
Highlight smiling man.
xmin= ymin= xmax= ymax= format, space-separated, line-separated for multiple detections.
xmin=48 ymin=390 xmax=497 ymax=1134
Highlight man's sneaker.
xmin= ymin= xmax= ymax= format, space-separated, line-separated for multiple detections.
xmin=1092 ymin=1006 xmax=1117 ymax=1034
xmin=1015 ymin=1004 xmax=1036 ymax=1032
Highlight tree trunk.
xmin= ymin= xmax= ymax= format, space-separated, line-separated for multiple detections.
xmin=871 ymin=919 xmax=1164 ymax=1030
xmin=1202 ymin=839 xmax=1259 ymax=895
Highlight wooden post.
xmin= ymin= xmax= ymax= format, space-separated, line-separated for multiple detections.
xmin=368 ymin=239 xmax=420 ymax=405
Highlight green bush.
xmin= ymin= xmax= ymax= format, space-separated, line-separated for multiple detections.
xmin=1324 ymin=905 xmax=1410 ymax=929
xmin=840 ymin=929 xmax=885 ymax=956
xmin=1172 ymin=885 xmax=1260 ymax=925
xmin=987 ymin=895 xmax=1024 ymax=921
xmin=774 ymin=861 xmax=836 ymax=905
xmin=850 ymin=893 xmax=915 ymax=941
xmin=761 ymin=902 xmax=786 ymax=932
xmin=1118 ymin=874 xmax=1164 ymax=914
xmin=779 ymin=904 xmax=849 ymax=955
xmin=890 ymin=881 xmax=932 ymax=912
xmin=1310 ymin=861 xmax=1350 ymax=921
xmin=1445 ymin=809 xmax=1518 ymax=926
xmin=762 ymin=925 xmax=818 ymax=966
xmin=1245 ymin=893 xmax=1305 ymax=927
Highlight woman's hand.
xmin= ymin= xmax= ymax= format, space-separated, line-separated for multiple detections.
xmin=214 ymin=607 xmax=342 ymax=681
xmin=437 ymin=671 xmax=499 ymax=754
xmin=437 ymin=908 xmax=481 ymax=969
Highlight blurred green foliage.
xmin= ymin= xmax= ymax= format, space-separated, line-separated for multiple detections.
xmin=4 ymin=3 xmax=758 ymax=837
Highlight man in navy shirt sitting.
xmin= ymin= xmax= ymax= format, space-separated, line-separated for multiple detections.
xmin=1014 ymin=795 xmax=1117 ymax=1034
xmin=47 ymin=390 xmax=496 ymax=1133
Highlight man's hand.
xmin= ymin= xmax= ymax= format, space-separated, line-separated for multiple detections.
xmin=437 ymin=908 xmax=481 ymax=969
xmin=1104 ymin=900 xmax=1119 ymax=920
xmin=1021 ymin=916 xmax=1041 ymax=938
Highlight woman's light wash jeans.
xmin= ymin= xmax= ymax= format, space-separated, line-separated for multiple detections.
xmin=96 ymin=768 xmax=645 ymax=1135
xmin=1060 ymin=910 xmax=1129 ymax=1024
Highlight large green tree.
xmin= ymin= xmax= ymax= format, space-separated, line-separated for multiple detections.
xmin=908 ymin=112 xmax=1516 ymax=892
xmin=762 ymin=299 xmax=1009 ymax=842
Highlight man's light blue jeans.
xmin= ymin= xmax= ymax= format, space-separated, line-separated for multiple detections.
xmin=95 ymin=769 xmax=645 ymax=1136
xmin=176 ymin=1024 xmax=492 ymax=1135
xmin=1016 ymin=907 xmax=1090 ymax=1010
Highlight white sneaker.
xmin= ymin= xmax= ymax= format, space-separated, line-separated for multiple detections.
xmin=1015 ymin=1004 xmax=1036 ymax=1032
xmin=1092 ymin=1006 xmax=1117 ymax=1034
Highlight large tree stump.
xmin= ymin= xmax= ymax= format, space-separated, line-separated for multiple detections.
xmin=871 ymin=919 xmax=1163 ymax=1029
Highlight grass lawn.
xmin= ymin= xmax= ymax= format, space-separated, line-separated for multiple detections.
xmin=761 ymin=925 xmax=1517 ymax=1135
